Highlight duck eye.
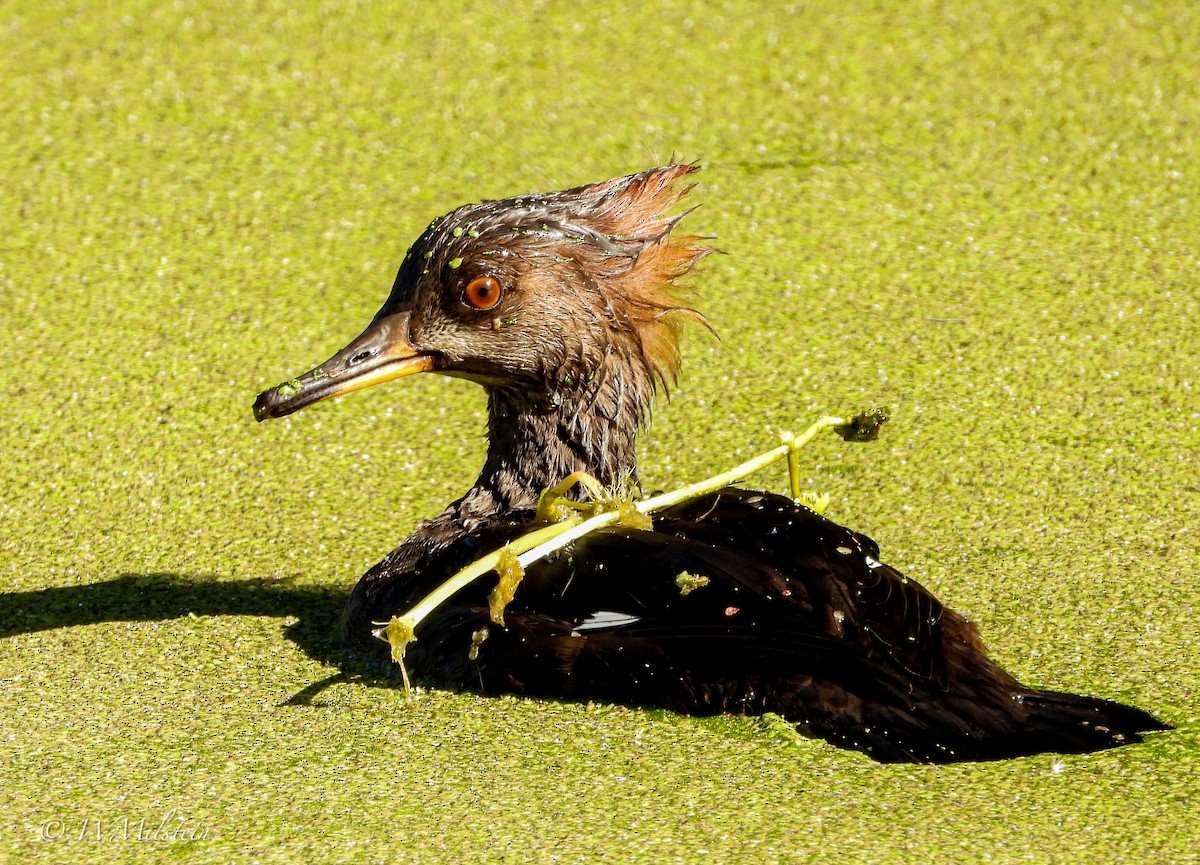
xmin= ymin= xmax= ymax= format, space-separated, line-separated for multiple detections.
xmin=462 ymin=276 xmax=502 ymax=310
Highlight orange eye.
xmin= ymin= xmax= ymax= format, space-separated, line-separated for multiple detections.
xmin=463 ymin=276 xmax=502 ymax=310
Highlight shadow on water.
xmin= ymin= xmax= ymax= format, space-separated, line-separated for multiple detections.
xmin=0 ymin=573 xmax=402 ymax=705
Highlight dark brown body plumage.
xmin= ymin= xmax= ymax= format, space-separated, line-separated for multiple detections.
xmin=255 ymin=165 xmax=1168 ymax=763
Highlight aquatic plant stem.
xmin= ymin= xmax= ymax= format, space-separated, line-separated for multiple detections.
xmin=375 ymin=412 xmax=883 ymax=685
xmin=637 ymin=416 xmax=848 ymax=514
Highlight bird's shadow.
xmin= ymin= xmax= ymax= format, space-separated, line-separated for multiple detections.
xmin=0 ymin=573 xmax=401 ymax=705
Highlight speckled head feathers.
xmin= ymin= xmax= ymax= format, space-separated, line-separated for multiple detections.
xmin=382 ymin=164 xmax=713 ymax=391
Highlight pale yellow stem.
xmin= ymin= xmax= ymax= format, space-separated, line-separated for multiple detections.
xmin=535 ymin=471 xmax=608 ymax=523
xmin=403 ymin=519 xmax=581 ymax=627
xmin=635 ymin=416 xmax=847 ymax=513
xmin=378 ymin=412 xmax=869 ymax=677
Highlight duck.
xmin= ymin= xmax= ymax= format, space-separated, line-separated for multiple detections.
xmin=252 ymin=164 xmax=1168 ymax=762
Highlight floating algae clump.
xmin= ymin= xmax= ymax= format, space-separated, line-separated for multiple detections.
xmin=488 ymin=548 xmax=526 ymax=625
xmin=795 ymin=491 xmax=831 ymax=515
xmin=372 ymin=615 xmax=417 ymax=692
xmin=833 ymin=408 xmax=889 ymax=442
xmin=675 ymin=571 xmax=710 ymax=596
xmin=276 ymin=379 xmax=303 ymax=398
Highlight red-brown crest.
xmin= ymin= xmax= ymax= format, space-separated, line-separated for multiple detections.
xmin=555 ymin=164 xmax=714 ymax=387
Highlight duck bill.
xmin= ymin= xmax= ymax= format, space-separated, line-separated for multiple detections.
xmin=252 ymin=311 xmax=435 ymax=421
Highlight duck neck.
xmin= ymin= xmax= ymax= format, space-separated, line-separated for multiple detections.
xmin=450 ymin=369 xmax=652 ymax=522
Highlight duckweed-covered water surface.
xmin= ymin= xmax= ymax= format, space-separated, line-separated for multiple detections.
xmin=2 ymin=1 xmax=1197 ymax=862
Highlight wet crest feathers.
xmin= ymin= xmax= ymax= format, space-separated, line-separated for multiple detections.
xmin=546 ymin=164 xmax=715 ymax=388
